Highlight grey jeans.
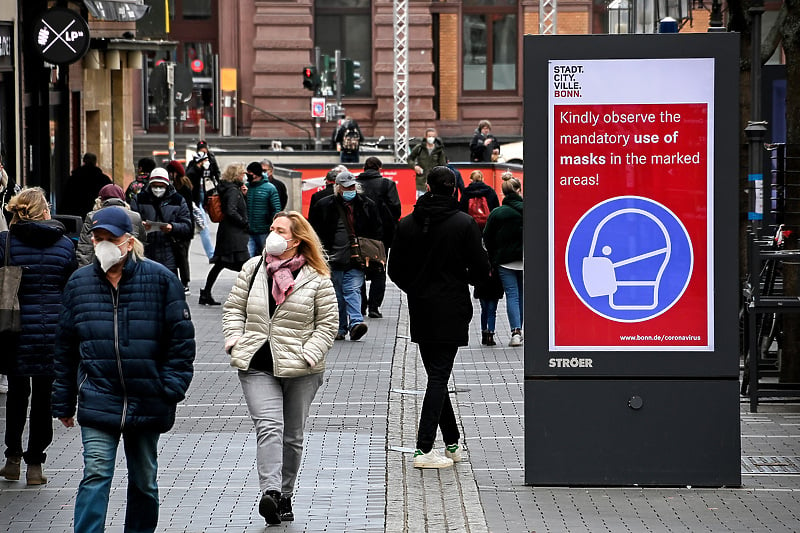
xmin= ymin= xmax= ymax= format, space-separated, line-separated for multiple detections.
xmin=238 ymin=369 xmax=324 ymax=496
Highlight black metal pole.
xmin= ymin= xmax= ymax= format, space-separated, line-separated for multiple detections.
xmin=745 ymin=0 xmax=767 ymax=235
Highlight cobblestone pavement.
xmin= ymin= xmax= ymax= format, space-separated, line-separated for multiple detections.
xmin=0 ymin=238 xmax=799 ymax=532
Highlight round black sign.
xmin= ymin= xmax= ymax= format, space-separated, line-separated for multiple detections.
xmin=32 ymin=8 xmax=91 ymax=65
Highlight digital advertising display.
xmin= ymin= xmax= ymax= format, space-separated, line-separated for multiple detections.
xmin=549 ymin=59 xmax=715 ymax=351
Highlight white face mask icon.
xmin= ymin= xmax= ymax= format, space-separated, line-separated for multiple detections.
xmin=581 ymin=208 xmax=671 ymax=310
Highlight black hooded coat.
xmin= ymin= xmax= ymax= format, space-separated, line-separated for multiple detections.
xmin=388 ymin=193 xmax=489 ymax=345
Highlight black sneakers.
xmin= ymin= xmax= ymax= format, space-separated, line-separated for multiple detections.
xmin=258 ymin=490 xmax=282 ymax=525
xmin=279 ymin=494 xmax=294 ymax=522
xmin=198 ymin=289 xmax=221 ymax=306
xmin=350 ymin=322 xmax=368 ymax=341
xmin=367 ymin=308 xmax=383 ymax=318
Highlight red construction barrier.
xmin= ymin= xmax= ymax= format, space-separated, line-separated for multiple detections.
xmin=292 ymin=163 xmax=523 ymax=218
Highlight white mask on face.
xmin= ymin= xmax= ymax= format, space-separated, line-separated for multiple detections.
xmin=265 ymin=231 xmax=294 ymax=256
xmin=94 ymin=238 xmax=130 ymax=272
xmin=151 ymin=186 xmax=166 ymax=198
xmin=426 ymin=136 xmax=436 ymax=144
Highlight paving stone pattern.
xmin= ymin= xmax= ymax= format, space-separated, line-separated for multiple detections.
xmin=0 ymin=239 xmax=799 ymax=532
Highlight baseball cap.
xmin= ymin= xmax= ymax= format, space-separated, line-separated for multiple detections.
xmin=99 ymin=184 xmax=125 ymax=201
xmin=91 ymin=206 xmax=133 ymax=237
xmin=335 ymin=170 xmax=357 ymax=188
xmin=149 ymin=167 xmax=170 ymax=187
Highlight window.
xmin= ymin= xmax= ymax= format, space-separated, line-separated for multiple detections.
xmin=463 ymin=0 xmax=518 ymax=92
xmin=182 ymin=0 xmax=211 ymax=20
xmin=314 ymin=0 xmax=372 ymax=96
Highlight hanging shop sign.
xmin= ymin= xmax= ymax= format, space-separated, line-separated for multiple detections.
xmin=0 ymin=24 xmax=13 ymax=71
xmin=31 ymin=8 xmax=91 ymax=65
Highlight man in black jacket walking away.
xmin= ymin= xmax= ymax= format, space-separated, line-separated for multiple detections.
xmin=388 ymin=166 xmax=489 ymax=468
xmin=357 ymin=157 xmax=401 ymax=318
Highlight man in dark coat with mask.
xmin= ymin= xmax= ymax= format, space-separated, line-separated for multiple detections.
xmin=388 ymin=166 xmax=489 ymax=469
xmin=130 ymin=168 xmax=192 ymax=276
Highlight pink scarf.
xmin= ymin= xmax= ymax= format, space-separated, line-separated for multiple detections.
xmin=264 ymin=253 xmax=307 ymax=305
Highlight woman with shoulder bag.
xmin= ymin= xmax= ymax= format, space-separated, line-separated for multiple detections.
xmin=0 ymin=188 xmax=77 ymax=484
xmin=222 ymin=211 xmax=338 ymax=525
xmin=199 ymin=163 xmax=250 ymax=305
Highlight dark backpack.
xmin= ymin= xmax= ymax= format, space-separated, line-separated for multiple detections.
xmin=342 ymin=128 xmax=360 ymax=152
xmin=468 ymin=196 xmax=490 ymax=230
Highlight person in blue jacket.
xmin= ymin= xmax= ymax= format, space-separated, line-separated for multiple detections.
xmin=0 ymin=187 xmax=76 ymax=486
xmin=52 ymin=206 xmax=195 ymax=533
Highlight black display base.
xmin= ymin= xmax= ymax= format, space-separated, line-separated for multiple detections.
xmin=525 ymin=379 xmax=741 ymax=487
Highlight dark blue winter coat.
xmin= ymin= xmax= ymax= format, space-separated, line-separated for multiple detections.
xmin=0 ymin=221 xmax=76 ymax=377
xmin=51 ymin=257 xmax=195 ymax=433
xmin=131 ymin=185 xmax=192 ymax=271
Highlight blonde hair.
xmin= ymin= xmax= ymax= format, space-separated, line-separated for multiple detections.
xmin=501 ymin=173 xmax=522 ymax=196
xmin=8 ymin=187 xmax=49 ymax=224
xmin=469 ymin=170 xmax=484 ymax=183
xmin=274 ymin=211 xmax=330 ymax=277
xmin=478 ymin=119 xmax=492 ymax=131
xmin=130 ymin=236 xmax=146 ymax=260
xmin=221 ymin=162 xmax=245 ymax=183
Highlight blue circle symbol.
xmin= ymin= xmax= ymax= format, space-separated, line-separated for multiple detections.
xmin=565 ymin=196 xmax=693 ymax=323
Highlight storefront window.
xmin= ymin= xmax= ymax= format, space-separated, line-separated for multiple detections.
xmin=463 ymin=1 xmax=518 ymax=92
xmin=314 ymin=0 xmax=372 ymax=96
xmin=183 ymin=0 xmax=211 ymax=20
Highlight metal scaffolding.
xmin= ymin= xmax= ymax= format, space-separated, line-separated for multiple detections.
xmin=393 ymin=0 xmax=409 ymax=163
xmin=540 ymin=0 xmax=557 ymax=35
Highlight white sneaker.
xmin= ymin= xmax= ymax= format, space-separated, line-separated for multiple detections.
xmin=445 ymin=444 xmax=463 ymax=463
xmin=0 ymin=374 xmax=7 ymax=394
xmin=509 ymin=329 xmax=523 ymax=347
xmin=413 ymin=449 xmax=454 ymax=469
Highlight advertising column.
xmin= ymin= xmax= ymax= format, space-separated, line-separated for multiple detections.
xmin=525 ymin=34 xmax=741 ymax=487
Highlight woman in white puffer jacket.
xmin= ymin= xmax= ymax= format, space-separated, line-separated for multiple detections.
xmin=222 ymin=211 xmax=337 ymax=526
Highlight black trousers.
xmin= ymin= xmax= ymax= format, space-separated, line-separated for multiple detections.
xmin=416 ymin=343 xmax=461 ymax=453
xmin=4 ymin=375 xmax=54 ymax=464
xmin=172 ymin=239 xmax=191 ymax=287
xmin=360 ymin=268 xmax=386 ymax=313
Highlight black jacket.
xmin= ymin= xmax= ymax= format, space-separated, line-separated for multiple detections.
xmin=61 ymin=165 xmax=113 ymax=217
xmin=357 ymin=169 xmax=401 ymax=248
xmin=309 ymin=184 xmax=334 ymax=212
xmin=470 ymin=131 xmax=501 ymax=163
xmin=459 ymin=181 xmax=500 ymax=213
xmin=213 ymin=180 xmax=250 ymax=264
xmin=308 ymin=193 xmax=383 ymax=270
xmin=388 ymin=193 xmax=489 ymax=345
xmin=132 ymin=186 xmax=193 ymax=271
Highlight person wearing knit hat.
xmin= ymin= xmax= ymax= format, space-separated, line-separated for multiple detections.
xmin=245 ymin=161 xmax=281 ymax=257
xmin=99 ymin=184 xmax=125 ymax=202
xmin=129 ymin=167 xmax=193 ymax=280
xmin=76 ymin=184 xmax=146 ymax=267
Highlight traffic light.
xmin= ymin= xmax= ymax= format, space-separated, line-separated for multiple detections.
xmin=342 ymin=58 xmax=361 ymax=95
xmin=320 ymin=54 xmax=335 ymax=95
xmin=302 ymin=66 xmax=320 ymax=92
